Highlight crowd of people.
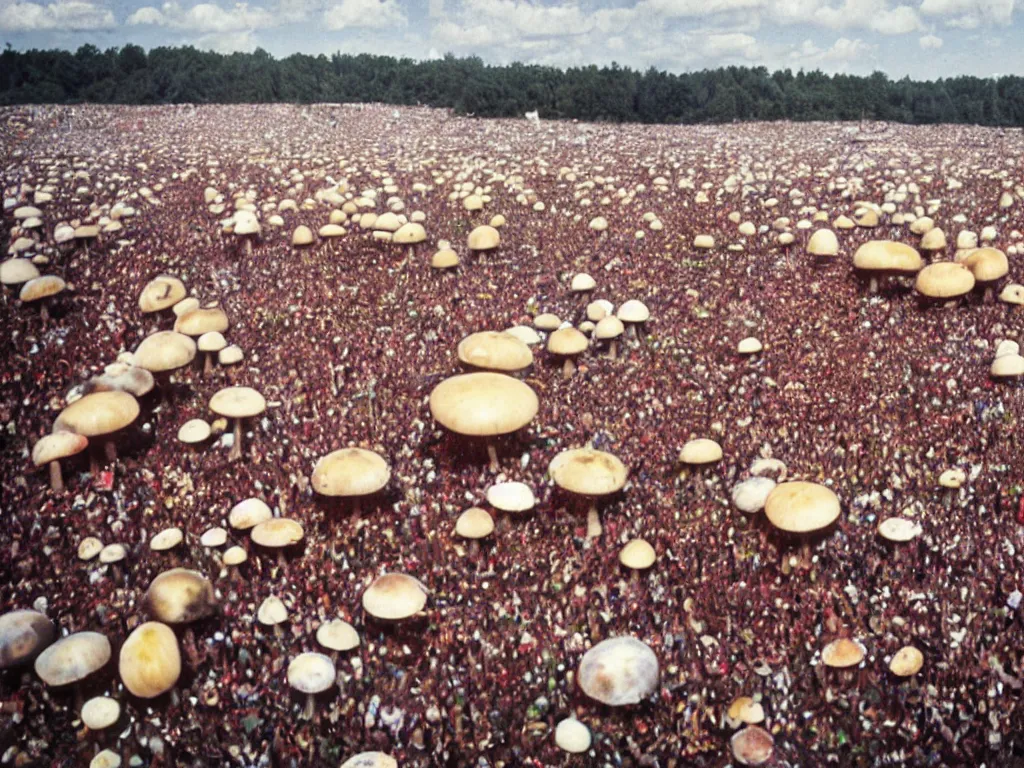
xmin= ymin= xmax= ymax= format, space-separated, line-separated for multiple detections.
xmin=1 ymin=103 xmax=1023 ymax=767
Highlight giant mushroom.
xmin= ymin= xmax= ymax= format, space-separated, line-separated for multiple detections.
xmin=764 ymin=481 xmax=841 ymax=568
xmin=852 ymin=241 xmax=924 ymax=294
xmin=311 ymin=447 xmax=391 ymax=520
xmin=549 ymin=447 xmax=628 ymax=539
xmin=53 ymin=391 xmax=139 ymax=475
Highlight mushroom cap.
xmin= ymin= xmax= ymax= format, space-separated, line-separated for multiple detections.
xmin=822 ymin=637 xmax=866 ymax=668
xmin=20 ymin=275 xmax=65 ymax=302
xmin=316 ymin=619 xmax=360 ymax=652
xmin=486 ymin=481 xmax=536 ymax=512
xmin=505 ymin=325 xmax=542 ymax=345
xmin=32 ymin=432 xmax=88 ymax=466
xmin=0 ymin=609 xmax=56 ymax=669
xmin=373 ymin=212 xmax=401 ymax=232
xmin=219 ymin=345 xmax=244 ymax=365
xmin=13 ymin=205 xmax=42 ymax=219
xmin=915 ymin=262 xmax=975 ymax=298
xmin=693 ymin=234 xmax=715 ymax=249
xmin=133 ymin=331 xmax=197 ymax=372
xmin=457 ymin=331 xmax=534 ymax=372
xmin=617 ymin=299 xmax=650 ymax=323
xmin=78 ymin=537 xmax=103 ymax=560
xmin=340 ymin=754 xmax=397 ymax=768
xmin=319 ymin=224 xmax=346 ymax=238
xmin=33 ymin=631 xmax=111 ymax=687
xmin=467 ymin=225 xmax=500 ymax=251
xmin=174 ymin=307 xmax=229 ymax=337
xmin=150 ymin=527 xmax=183 ymax=552
xmin=731 ymin=476 xmax=776 ymax=514
xmin=287 ymin=652 xmax=336 ymax=694
xmin=198 ymin=331 xmax=227 ymax=353
xmin=999 ymin=283 xmax=1024 ymax=305
xmin=222 ymin=545 xmax=248 ymax=566
xmin=996 ymin=340 xmax=1019 ymax=359
xmin=54 ymin=391 xmax=139 ymax=438
xmin=431 ymin=249 xmax=459 ymax=269
xmin=533 ymin=313 xmax=562 ymax=331
xmin=362 ymin=573 xmax=428 ymax=620
xmin=139 ymin=276 xmax=186 ymax=313
xmin=554 ymin=717 xmax=592 ymax=753
xmin=578 ymin=636 xmax=659 ymax=706
xmin=0 ymin=258 xmax=40 ymax=285
xmin=965 ymin=247 xmax=1009 ymax=282
xmin=889 ymin=646 xmax=924 ymax=677
xmin=589 ymin=216 xmax=608 ymax=231
xmin=429 ymin=373 xmax=538 ymax=437
xmin=594 ymin=316 xmax=624 ymax=340
xmin=877 ymin=517 xmax=922 ymax=542
xmin=311 ymin=448 xmax=391 ymax=497
xmin=90 ymin=364 xmax=155 ymax=398
xmin=920 ymin=227 xmax=947 ymax=251
xmin=731 ymin=725 xmax=774 ymax=766
xmin=145 ymin=568 xmax=216 ymax=624
xmin=173 ymin=297 xmax=199 ymax=316
xmin=764 ymin=481 xmax=840 ymax=533
xmin=200 ymin=527 xmax=227 ymax=547
xmin=393 ymin=222 xmax=426 ymax=244
xmin=119 ymin=622 xmax=181 ymax=698
xmin=807 ymin=229 xmax=839 ymax=256
xmin=99 ymin=543 xmax=127 ymax=564
xmin=74 ymin=225 xmax=100 ymax=239
xmin=229 ymin=497 xmax=273 ymax=529
xmin=619 ymin=539 xmax=656 ymax=570
xmin=571 ymin=273 xmax=596 ymax=292
xmin=737 ymin=337 xmax=763 ymax=354
xmin=727 ymin=696 xmax=765 ymax=726
xmin=547 ymin=327 xmax=588 ymax=356
xmin=81 ymin=696 xmax=121 ymax=730
xmin=938 ymin=468 xmax=966 ymax=488
xmin=853 ymin=241 xmax=923 ymax=272
xmin=679 ymin=438 xmax=723 ymax=465
xmin=489 ymin=214 xmax=506 ymax=228
xmin=177 ymin=419 xmax=211 ymax=444
xmin=291 ymin=225 xmax=314 ymax=246
xmin=209 ymin=386 xmax=266 ymax=419
xmin=257 ymin=596 xmax=288 ymax=625
xmin=455 ymin=507 xmax=494 ymax=539
xmin=549 ymin=448 xmax=628 ymax=497
xmin=90 ymin=750 xmax=121 ymax=768
xmin=990 ymin=354 xmax=1024 ymax=377
xmin=251 ymin=518 xmax=304 ymax=549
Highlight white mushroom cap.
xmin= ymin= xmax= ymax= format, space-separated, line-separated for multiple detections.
xmin=486 ymin=482 xmax=536 ymax=512
xmin=554 ymin=717 xmax=592 ymax=753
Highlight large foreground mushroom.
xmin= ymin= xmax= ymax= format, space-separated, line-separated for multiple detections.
xmin=577 ymin=636 xmax=659 ymax=706
xmin=54 ymin=391 xmax=139 ymax=475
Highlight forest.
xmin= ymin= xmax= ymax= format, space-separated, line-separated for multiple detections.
xmin=1 ymin=43 xmax=1023 ymax=125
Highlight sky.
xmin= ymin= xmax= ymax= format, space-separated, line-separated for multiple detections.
xmin=0 ymin=0 xmax=1020 ymax=81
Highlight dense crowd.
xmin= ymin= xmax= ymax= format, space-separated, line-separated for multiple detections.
xmin=1 ymin=104 xmax=1023 ymax=767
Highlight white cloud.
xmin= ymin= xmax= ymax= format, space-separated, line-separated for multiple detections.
xmin=428 ymin=0 xmax=444 ymax=17
xmin=126 ymin=6 xmax=164 ymax=24
xmin=919 ymin=0 xmax=1014 ymax=22
xmin=919 ymin=31 xmax=944 ymax=45
xmin=196 ymin=28 xmax=257 ymax=51
xmin=701 ymin=31 xmax=758 ymax=57
xmin=786 ymin=36 xmax=874 ymax=69
xmin=323 ymin=0 xmax=407 ymax=30
xmin=0 ymin=0 xmax=114 ymax=30
xmin=127 ymin=1 xmax=277 ymax=31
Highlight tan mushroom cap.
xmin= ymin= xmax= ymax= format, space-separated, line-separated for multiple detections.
xmin=486 ymin=481 xmax=536 ymax=512
xmin=999 ymin=283 xmax=1024 ymax=305
xmin=175 ymin=307 xmax=229 ymax=337
xmin=578 ymin=636 xmax=659 ymax=706
xmin=0 ymin=258 xmax=40 ymax=285
xmin=965 ymin=247 xmax=1009 ymax=282
xmin=571 ymin=273 xmax=597 ymax=292
xmin=81 ymin=696 xmax=121 ymax=730
xmin=693 ymin=234 xmax=715 ymax=249
xmin=373 ymin=212 xmax=401 ymax=232
xmin=595 ymin=316 xmax=624 ymax=340
xmin=0 ymin=609 xmax=56 ymax=669
xmin=133 ymin=331 xmax=197 ymax=372
xmin=99 ymin=543 xmax=127 ymax=564
xmin=549 ymin=448 xmax=628 ymax=497
xmin=393 ymin=222 xmax=426 ymax=244
xmin=455 ymin=507 xmax=494 ymax=539
xmin=13 ymin=205 xmax=42 ymax=219
xmin=340 ymin=754 xmax=397 ymax=768
xmin=617 ymin=299 xmax=650 ymax=323
xmin=145 ymin=569 xmax=216 ymax=624
xmin=889 ymin=645 xmax=924 ymax=677
xmin=737 ymin=337 xmax=763 ymax=354
xmin=311 ymin=448 xmax=391 ymax=497
xmin=547 ymin=327 xmax=588 ymax=356
xmin=150 ymin=527 xmax=183 ymax=552
xmin=173 ymin=297 xmax=199 ymax=317
xmin=467 ymin=225 xmax=500 ymax=251
xmin=32 ymin=432 xmax=88 ymax=466
xmin=995 ymin=340 xmax=1019 ymax=359
xmin=822 ymin=638 xmax=866 ymax=668
xmin=252 ymin=518 xmax=304 ymax=549
xmin=679 ymin=438 xmax=723 ymax=465
xmin=288 ymin=652 xmax=336 ymax=695
xmin=139 ymin=276 xmax=186 ymax=313
xmin=727 ymin=696 xmax=765 ymax=726
xmin=34 ymin=632 xmax=111 ymax=687
xmin=458 ymin=331 xmax=534 ymax=372
xmin=939 ymin=468 xmax=966 ymax=488
xmin=257 ymin=596 xmax=288 ymax=626
xmin=317 ymin=619 xmax=360 ymax=652
xmin=178 ymin=419 xmax=211 ymax=444
xmin=223 ymin=545 xmax=248 ymax=566
xmin=619 ymin=539 xmax=656 ymax=570
xmin=74 ymin=225 xmax=100 ymax=239
xmin=291 ymin=225 xmax=314 ymax=246
xmin=54 ymin=391 xmax=139 ymax=438
xmin=119 ymin=622 xmax=181 ymax=698
xmin=90 ymin=749 xmax=121 ymax=768
xmin=589 ymin=216 xmax=608 ymax=231
xmin=807 ymin=229 xmax=839 ymax=256
xmin=877 ymin=517 xmax=922 ymax=542
xmin=362 ymin=573 xmax=429 ymax=620
xmin=429 ymin=373 xmax=538 ymax=437
xmin=853 ymin=241 xmax=923 ymax=272
xmin=219 ymin=345 xmax=244 ymax=365
xmin=200 ymin=527 xmax=227 ymax=547
xmin=920 ymin=227 xmax=947 ymax=251
xmin=533 ymin=313 xmax=562 ymax=331
xmin=764 ymin=481 xmax=840 ymax=533
xmin=20 ymin=275 xmax=65 ymax=302
xmin=505 ymin=325 xmax=542 ymax=345
xmin=554 ymin=717 xmax=592 ymax=753
xmin=489 ymin=214 xmax=506 ymax=228
xmin=229 ymin=497 xmax=273 ymax=529
xmin=431 ymin=249 xmax=459 ymax=269
xmin=198 ymin=331 xmax=227 ymax=353
xmin=91 ymin=363 xmax=155 ymax=397
xmin=915 ymin=262 xmax=975 ymax=298
xmin=731 ymin=725 xmax=774 ymax=766
xmin=78 ymin=537 xmax=103 ymax=560
xmin=210 ymin=386 xmax=266 ymax=419
xmin=990 ymin=354 xmax=1024 ymax=377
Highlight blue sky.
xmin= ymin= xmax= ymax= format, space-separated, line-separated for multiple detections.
xmin=0 ymin=0 xmax=1020 ymax=80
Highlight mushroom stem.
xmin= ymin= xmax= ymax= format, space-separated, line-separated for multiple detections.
xmin=245 ymin=238 xmax=253 ymax=257
xmin=40 ymin=303 xmax=50 ymax=325
xmin=230 ymin=419 xmax=243 ymax=462
xmin=868 ymin=276 xmax=879 ymax=294
xmin=562 ymin=357 xmax=576 ymax=380
xmin=89 ymin=449 xmax=100 ymax=477
xmin=486 ymin=443 xmax=499 ymax=472
xmin=608 ymin=340 xmax=618 ymax=360
xmin=352 ymin=499 xmax=362 ymax=524
xmin=104 ymin=440 xmax=117 ymax=463
xmin=49 ymin=460 xmax=64 ymax=493
xmin=277 ymin=549 xmax=287 ymax=569
xmin=586 ymin=504 xmax=602 ymax=539
xmin=302 ymin=693 xmax=315 ymax=721
xmin=204 ymin=353 xmax=214 ymax=376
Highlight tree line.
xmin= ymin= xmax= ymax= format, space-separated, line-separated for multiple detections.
xmin=1 ymin=43 xmax=1023 ymax=126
